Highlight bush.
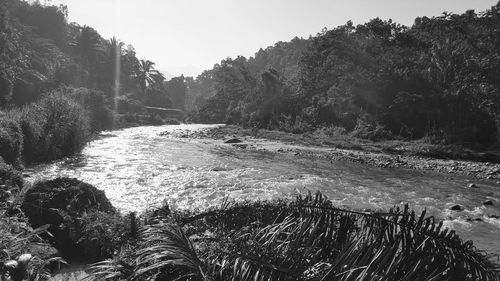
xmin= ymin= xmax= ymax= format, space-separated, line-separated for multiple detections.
xmin=277 ymin=114 xmax=313 ymax=134
xmin=18 ymin=105 xmax=44 ymax=164
xmin=0 ymin=158 xmax=23 ymax=190
xmin=24 ymin=92 xmax=90 ymax=163
xmin=64 ymin=87 xmax=114 ymax=132
xmin=350 ymin=115 xmax=392 ymax=141
xmin=1 ymin=88 xmax=99 ymax=165
xmin=21 ymin=178 xmax=123 ymax=262
xmin=315 ymin=125 xmax=347 ymax=137
xmin=0 ymin=112 xmax=23 ymax=165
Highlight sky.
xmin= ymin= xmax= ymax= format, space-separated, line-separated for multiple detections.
xmin=49 ymin=0 xmax=498 ymax=78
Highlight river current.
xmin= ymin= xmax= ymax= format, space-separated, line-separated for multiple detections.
xmin=27 ymin=124 xmax=500 ymax=255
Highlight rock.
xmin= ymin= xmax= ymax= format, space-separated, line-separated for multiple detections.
xmin=224 ymin=138 xmax=242 ymax=144
xmin=467 ymin=183 xmax=478 ymax=188
xmin=450 ymin=205 xmax=463 ymax=211
xmin=21 ymin=178 xmax=116 ymax=262
xmin=483 ymin=200 xmax=494 ymax=206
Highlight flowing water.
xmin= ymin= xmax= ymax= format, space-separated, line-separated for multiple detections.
xmin=27 ymin=124 xmax=500 ymax=255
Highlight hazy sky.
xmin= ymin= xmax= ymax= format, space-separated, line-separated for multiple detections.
xmin=50 ymin=0 xmax=497 ymax=77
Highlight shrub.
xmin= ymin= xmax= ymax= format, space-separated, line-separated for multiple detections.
xmin=1 ymin=88 xmax=97 ymax=165
xmin=315 ymin=125 xmax=347 ymax=137
xmin=277 ymin=114 xmax=313 ymax=134
xmin=350 ymin=115 xmax=392 ymax=141
xmin=27 ymin=92 xmax=90 ymax=162
xmin=18 ymin=105 xmax=44 ymax=164
xmin=0 ymin=158 xmax=23 ymax=201
xmin=0 ymin=112 xmax=23 ymax=165
xmin=63 ymin=87 xmax=114 ymax=132
xmin=21 ymin=178 xmax=123 ymax=262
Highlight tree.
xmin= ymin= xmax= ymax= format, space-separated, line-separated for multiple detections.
xmin=165 ymin=76 xmax=187 ymax=109
xmin=72 ymin=25 xmax=102 ymax=88
xmin=137 ymin=59 xmax=164 ymax=95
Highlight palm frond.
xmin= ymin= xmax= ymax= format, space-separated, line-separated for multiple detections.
xmin=85 ymin=191 xmax=500 ymax=281
xmin=132 ymin=221 xmax=206 ymax=280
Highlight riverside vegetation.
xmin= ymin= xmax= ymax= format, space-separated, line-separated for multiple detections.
xmin=1 ymin=0 xmax=500 ymax=280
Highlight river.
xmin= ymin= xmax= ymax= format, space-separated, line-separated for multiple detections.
xmin=27 ymin=124 xmax=500 ymax=256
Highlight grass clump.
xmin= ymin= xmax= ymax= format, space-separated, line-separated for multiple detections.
xmin=86 ymin=192 xmax=500 ymax=281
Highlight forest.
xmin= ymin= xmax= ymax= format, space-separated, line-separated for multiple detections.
xmin=0 ymin=0 xmax=187 ymax=166
xmin=188 ymin=3 xmax=500 ymax=146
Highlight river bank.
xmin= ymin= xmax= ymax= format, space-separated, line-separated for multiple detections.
xmin=161 ymin=125 xmax=500 ymax=183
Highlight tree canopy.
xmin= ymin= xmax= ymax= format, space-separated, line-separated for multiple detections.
xmin=188 ymin=3 xmax=500 ymax=145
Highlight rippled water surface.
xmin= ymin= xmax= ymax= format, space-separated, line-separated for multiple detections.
xmin=28 ymin=124 xmax=500 ymax=255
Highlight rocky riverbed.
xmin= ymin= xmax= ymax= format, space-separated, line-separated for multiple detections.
xmin=160 ymin=125 xmax=500 ymax=183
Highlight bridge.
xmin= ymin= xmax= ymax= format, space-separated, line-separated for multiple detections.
xmin=144 ymin=106 xmax=185 ymax=119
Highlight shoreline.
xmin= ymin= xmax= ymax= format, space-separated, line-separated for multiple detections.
xmin=164 ymin=124 xmax=500 ymax=183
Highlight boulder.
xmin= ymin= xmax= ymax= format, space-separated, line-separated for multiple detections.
xmin=21 ymin=177 xmax=116 ymax=262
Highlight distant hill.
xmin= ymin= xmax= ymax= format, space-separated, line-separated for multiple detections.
xmin=187 ymin=3 xmax=500 ymax=146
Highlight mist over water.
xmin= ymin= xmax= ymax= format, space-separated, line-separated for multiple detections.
xmin=27 ymin=124 xmax=500 ymax=255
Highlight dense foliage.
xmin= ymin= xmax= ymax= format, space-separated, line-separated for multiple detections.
xmin=0 ymin=0 xmax=189 ymax=165
xmin=0 ymin=87 xmax=114 ymax=165
xmin=86 ymin=193 xmax=500 ymax=280
xmin=189 ymin=3 xmax=500 ymax=145
xmin=0 ymin=0 xmax=188 ymax=111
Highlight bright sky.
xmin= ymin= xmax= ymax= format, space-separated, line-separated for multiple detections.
xmin=50 ymin=0 xmax=497 ymax=78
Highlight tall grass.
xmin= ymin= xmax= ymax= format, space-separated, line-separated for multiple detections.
xmin=0 ymin=87 xmax=114 ymax=165
xmin=20 ymin=92 xmax=90 ymax=163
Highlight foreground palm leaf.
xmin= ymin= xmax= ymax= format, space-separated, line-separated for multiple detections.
xmin=87 ymin=192 xmax=500 ymax=281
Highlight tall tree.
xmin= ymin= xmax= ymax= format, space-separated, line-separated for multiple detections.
xmin=137 ymin=59 xmax=163 ymax=94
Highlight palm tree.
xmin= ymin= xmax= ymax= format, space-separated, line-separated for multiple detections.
xmin=137 ymin=59 xmax=164 ymax=95
xmin=86 ymin=192 xmax=500 ymax=281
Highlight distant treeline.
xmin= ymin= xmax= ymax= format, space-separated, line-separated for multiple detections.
xmin=188 ymin=3 xmax=500 ymax=145
xmin=0 ymin=0 xmax=187 ymax=165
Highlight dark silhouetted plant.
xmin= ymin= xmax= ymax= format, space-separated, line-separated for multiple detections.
xmin=85 ymin=192 xmax=500 ymax=281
